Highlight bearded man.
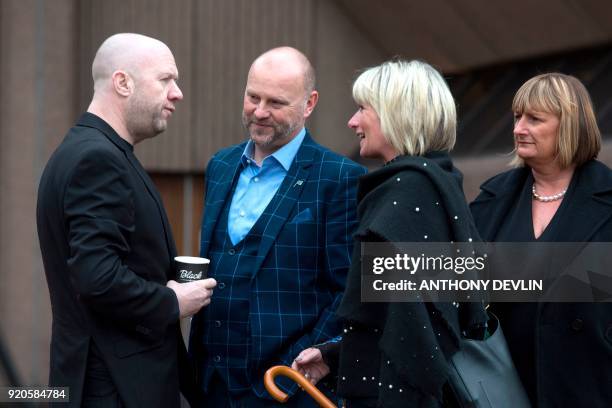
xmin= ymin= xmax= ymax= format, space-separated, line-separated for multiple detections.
xmin=189 ymin=47 xmax=366 ymax=406
xmin=37 ymin=33 xmax=216 ymax=407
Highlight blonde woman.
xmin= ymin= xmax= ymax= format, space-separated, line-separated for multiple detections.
xmin=293 ymin=60 xmax=487 ymax=407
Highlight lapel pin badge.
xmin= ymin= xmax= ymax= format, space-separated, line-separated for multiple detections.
xmin=294 ymin=179 xmax=304 ymax=187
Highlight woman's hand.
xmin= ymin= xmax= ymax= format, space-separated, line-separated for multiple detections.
xmin=291 ymin=347 xmax=330 ymax=385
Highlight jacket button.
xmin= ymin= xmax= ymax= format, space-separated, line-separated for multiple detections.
xmin=218 ymin=282 xmax=225 ymax=289
xmin=214 ymin=355 xmax=221 ymax=363
xmin=214 ymin=320 xmax=222 ymax=328
xmin=570 ymin=318 xmax=583 ymax=332
xmin=228 ymin=249 xmax=236 ymax=255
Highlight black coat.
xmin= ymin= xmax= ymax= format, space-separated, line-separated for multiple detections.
xmin=36 ymin=113 xmax=198 ymax=407
xmin=336 ymin=152 xmax=487 ymax=407
xmin=470 ymin=160 xmax=612 ymax=407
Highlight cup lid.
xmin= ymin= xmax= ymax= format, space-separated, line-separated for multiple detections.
xmin=174 ymin=256 xmax=210 ymax=264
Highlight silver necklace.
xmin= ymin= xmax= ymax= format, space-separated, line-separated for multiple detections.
xmin=532 ymin=184 xmax=567 ymax=202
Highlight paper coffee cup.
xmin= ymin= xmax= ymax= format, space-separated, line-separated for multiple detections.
xmin=174 ymin=256 xmax=210 ymax=283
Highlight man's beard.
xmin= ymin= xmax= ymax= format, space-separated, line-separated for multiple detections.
xmin=242 ymin=114 xmax=300 ymax=148
xmin=126 ymin=97 xmax=166 ymax=142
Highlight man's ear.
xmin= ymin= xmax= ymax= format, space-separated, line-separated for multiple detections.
xmin=112 ymin=70 xmax=133 ymax=97
xmin=303 ymin=90 xmax=319 ymax=119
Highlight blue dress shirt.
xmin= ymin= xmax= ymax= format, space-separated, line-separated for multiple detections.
xmin=227 ymin=128 xmax=306 ymax=245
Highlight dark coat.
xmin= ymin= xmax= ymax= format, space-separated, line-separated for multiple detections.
xmin=336 ymin=152 xmax=487 ymax=408
xmin=470 ymin=160 xmax=612 ymax=407
xmin=37 ymin=113 xmax=198 ymax=407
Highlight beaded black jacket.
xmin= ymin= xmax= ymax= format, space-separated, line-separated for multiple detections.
xmin=333 ymin=151 xmax=488 ymax=407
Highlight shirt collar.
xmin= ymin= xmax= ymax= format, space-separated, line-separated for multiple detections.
xmin=77 ymin=112 xmax=134 ymax=152
xmin=241 ymin=127 xmax=306 ymax=171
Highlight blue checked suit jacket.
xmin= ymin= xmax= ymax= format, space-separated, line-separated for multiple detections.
xmin=190 ymin=132 xmax=366 ymax=397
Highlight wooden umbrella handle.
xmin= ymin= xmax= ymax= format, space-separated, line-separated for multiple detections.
xmin=264 ymin=365 xmax=337 ymax=408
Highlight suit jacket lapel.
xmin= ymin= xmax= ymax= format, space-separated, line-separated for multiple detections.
xmin=78 ymin=113 xmax=178 ymax=262
xmin=552 ymin=162 xmax=612 ymax=242
xmin=471 ymin=162 xmax=612 ymax=243
xmin=470 ymin=169 xmax=529 ymax=241
xmin=545 ymin=163 xmax=612 ymax=298
xmin=125 ymin=151 xmax=178 ymax=260
xmin=200 ymin=146 xmax=244 ymax=256
xmin=251 ymin=136 xmax=318 ymax=274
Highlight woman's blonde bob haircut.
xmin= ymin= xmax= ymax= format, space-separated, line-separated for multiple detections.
xmin=352 ymin=59 xmax=456 ymax=156
xmin=511 ymin=73 xmax=601 ymax=168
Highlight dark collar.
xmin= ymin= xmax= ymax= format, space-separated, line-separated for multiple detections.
xmin=76 ymin=112 xmax=134 ymax=152
xmin=478 ymin=161 xmax=612 ymax=199
xmin=223 ymin=130 xmax=316 ymax=169
xmin=575 ymin=160 xmax=612 ymax=197
xmin=472 ymin=161 xmax=612 ymax=242
xmin=478 ymin=167 xmax=528 ymax=197
xmin=359 ymin=151 xmax=459 ymax=198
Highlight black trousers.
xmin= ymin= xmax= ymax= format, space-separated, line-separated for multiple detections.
xmin=82 ymin=342 xmax=123 ymax=408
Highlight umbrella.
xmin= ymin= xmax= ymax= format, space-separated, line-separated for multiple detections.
xmin=264 ymin=365 xmax=337 ymax=408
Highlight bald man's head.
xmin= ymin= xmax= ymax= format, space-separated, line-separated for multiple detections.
xmin=91 ymin=33 xmax=171 ymax=92
xmin=87 ymin=33 xmax=183 ymax=145
xmin=249 ymin=47 xmax=316 ymax=96
xmin=242 ymin=46 xmax=319 ymax=160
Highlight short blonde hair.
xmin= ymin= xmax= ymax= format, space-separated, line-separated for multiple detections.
xmin=511 ymin=73 xmax=601 ymax=168
xmin=352 ymin=59 xmax=456 ymax=156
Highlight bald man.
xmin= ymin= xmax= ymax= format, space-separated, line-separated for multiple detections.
xmin=37 ymin=33 xmax=215 ymax=407
xmin=189 ymin=47 xmax=366 ymax=406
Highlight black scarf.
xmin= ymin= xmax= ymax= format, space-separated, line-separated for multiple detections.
xmin=337 ymin=152 xmax=488 ymax=404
